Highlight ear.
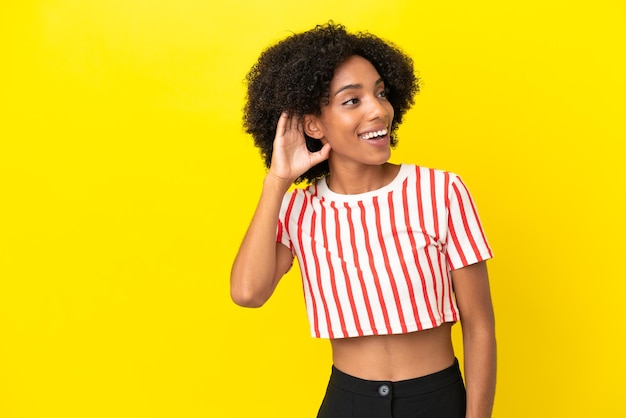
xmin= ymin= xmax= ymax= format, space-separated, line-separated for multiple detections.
xmin=303 ymin=114 xmax=324 ymax=140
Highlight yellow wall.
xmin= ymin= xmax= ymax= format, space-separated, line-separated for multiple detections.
xmin=1 ymin=1 xmax=624 ymax=416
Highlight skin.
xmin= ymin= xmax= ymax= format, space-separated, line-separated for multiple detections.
xmin=231 ymin=55 xmax=496 ymax=418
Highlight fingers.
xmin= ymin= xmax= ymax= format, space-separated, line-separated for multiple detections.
xmin=286 ymin=112 xmax=296 ymax=130
xmin=275 ymin=111 xmax=304 ymax=140
xmin=310 ymin=142 xmax=332 ymax=166
xmin=285 ymin=112 xmax=301 ymax=132
xmin=275 ymin=111 xmax=289 ymax=137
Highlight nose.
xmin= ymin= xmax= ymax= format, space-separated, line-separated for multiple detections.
xmin=366 ymin=95 xmax=391 ymax=122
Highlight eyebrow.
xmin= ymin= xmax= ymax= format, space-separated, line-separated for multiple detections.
xmin=333 ymin=78 xmax=385 ymax=96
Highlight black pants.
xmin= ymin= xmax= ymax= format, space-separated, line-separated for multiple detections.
xmin=317 ymin=359 xmax=466 ymax=418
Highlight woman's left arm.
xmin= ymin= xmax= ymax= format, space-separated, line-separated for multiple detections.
xmin=451 ymin=260 xmax=496 ymax=418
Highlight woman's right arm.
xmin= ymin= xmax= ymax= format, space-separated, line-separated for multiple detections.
xmin=230 ymin=113 xmax=330 ymax=307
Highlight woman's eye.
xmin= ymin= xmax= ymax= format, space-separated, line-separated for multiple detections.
xmin=342 ymin=98 xmax=359 ymax=105
xmin=378 ymin=89 xmax=388 ymax=98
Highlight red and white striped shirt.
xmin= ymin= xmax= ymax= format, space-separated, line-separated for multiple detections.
xmin=277 ymin=164 xmax=493 ymax=339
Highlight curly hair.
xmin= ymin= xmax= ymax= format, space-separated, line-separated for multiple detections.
xmin=243 ymin=22 xmax=419 ymax=184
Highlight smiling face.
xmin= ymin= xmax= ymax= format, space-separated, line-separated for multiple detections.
xmin=304 ymin=55 xmax=395 ymax=171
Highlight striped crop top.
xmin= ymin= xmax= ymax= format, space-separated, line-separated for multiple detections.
xmin=276 ymin=164 xmax=493 ymax=339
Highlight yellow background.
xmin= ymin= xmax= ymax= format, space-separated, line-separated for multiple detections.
xmin=1 ymin=0 xmax=624 ymax=416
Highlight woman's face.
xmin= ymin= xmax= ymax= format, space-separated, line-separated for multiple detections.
xmin=307 ymin=55 xmax=395 ymax=169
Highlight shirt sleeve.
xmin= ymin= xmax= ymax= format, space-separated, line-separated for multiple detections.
xmin=445 ymin=174 xmax=493 ymax=270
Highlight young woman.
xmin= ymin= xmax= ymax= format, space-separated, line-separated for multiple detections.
xmin=231 ymin=22 xmax=496 ymax=418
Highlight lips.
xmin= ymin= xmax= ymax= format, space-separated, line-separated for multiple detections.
xmin=359 ymin=128 xmax=388 ymax=140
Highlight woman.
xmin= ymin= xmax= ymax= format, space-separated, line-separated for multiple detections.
xmin=231 ymin=22 xmax=496 ymax=418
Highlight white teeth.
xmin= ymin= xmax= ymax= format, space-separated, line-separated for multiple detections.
xmin=361 ymin=128 xmax=388 ymax=140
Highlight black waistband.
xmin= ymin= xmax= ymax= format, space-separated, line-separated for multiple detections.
xmin=328 ymin=358 xmax=463 ymax=398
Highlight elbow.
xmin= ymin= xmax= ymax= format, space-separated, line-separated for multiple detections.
xmin=230 ymin=278 xmax=269 ymax=308
xmin=231 ymin=291 xmax=266 ymax=308
xmin=461 ymin=318 xmax=497 ymax=349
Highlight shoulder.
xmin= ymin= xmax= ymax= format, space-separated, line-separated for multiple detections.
xmin=399 ymin=163 xmax=460 ymax=185
xmin=280 ymin=181 xmax=322 ymax=209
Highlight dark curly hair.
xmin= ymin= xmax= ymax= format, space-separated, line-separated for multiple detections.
xmin=243 ymin=22 xmax=419 ymax=184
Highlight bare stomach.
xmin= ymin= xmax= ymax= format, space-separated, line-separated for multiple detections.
xmin=330 ymin=323 xmax=456 ymax=381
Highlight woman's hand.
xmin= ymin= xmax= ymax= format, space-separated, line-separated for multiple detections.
xmin=268 ymin=112 xmax=331 ymax=184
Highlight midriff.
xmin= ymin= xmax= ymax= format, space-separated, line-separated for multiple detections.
xmin=330 ymin=322 xmax=456 ymax=381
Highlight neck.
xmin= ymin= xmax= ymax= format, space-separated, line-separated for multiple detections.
xmin=325 ymin=162 xmax=400 ymax=195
